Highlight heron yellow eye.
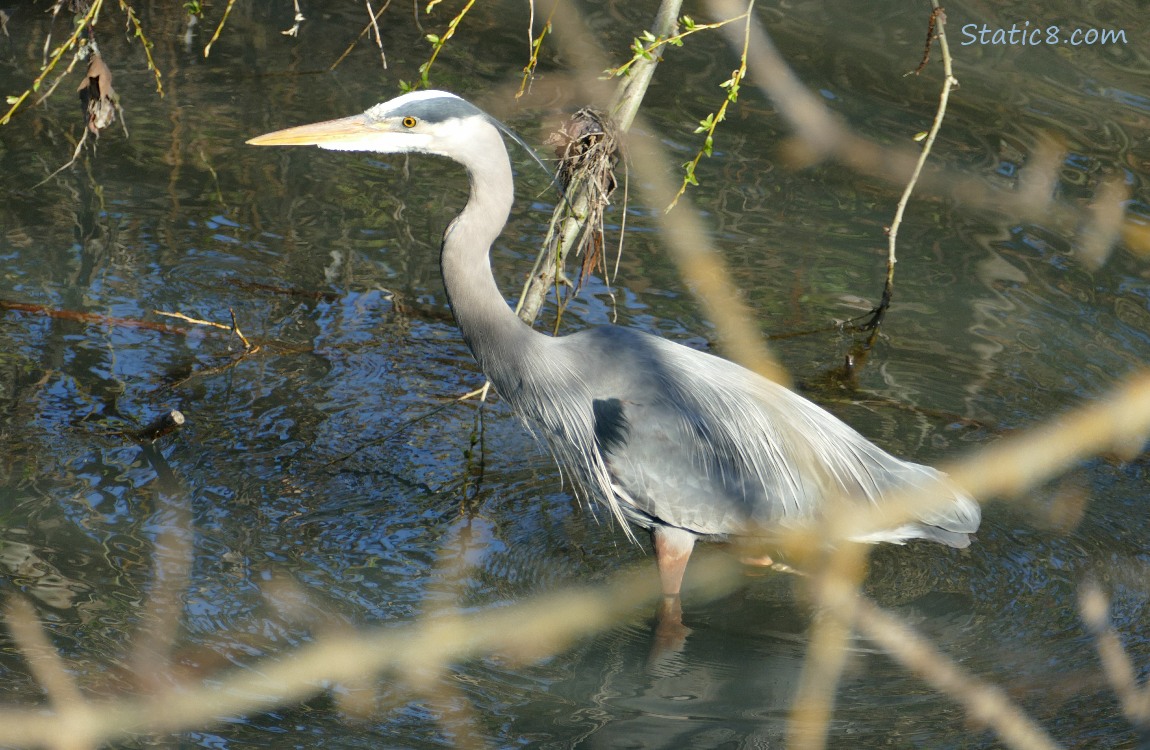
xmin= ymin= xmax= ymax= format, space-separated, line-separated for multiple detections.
xmin=402 ymin=116 xmax=417 ymax=128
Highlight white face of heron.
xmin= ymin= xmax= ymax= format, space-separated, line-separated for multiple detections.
xmin=246 ymin=90 xmax=489 ymax=158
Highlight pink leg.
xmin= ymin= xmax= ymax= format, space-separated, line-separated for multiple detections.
xmin=650 ymin=526 xmax=696 ymax=655
xmin=652 ymin=525 xmax=696 ymax=596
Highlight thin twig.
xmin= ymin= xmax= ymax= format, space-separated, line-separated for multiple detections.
xmin=151 ymin=311 xmax=225 ymax=328
xmin=119 ymin=0 xmax=164 ymax=95
xmin=330 ymin=0 xmax=392 ymax=70
xmin=670 ymin=3 xmax=755 ymax=209
xmin=417 ymin=0 xmax=477 ymax=88
xmin=516 ymin=0 xmax=554 ymax=99
xmin=154 ymin=309 xmax=254 ymax=350
xmin=227 ymin=308 xmax=252 ymax=350
xmin=856 ymin=0 xmax=955 ymax=332
xmin=366 ymin=0 xmax=389 ymax=68
xmin=31 ymin=128 xmax=90 ymax=189
xmin=323 ymin=390 xmax=483 ymax=467
xmin=202 ymin=0 xmax=237 ymax=58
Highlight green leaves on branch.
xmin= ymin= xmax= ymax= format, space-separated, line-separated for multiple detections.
xmin=1 ymin=0 xmax=104 ymax=126
xmin=121 ymin=0 xmax=163 ymax=96
xmin=517 ymin=19 xmax=553 ymax=100
xmin=667 ymin=1 xmax=754 ymax=210
xmin=412 ymin=0 xmax=476 ymax=89
xmin=682 ymin=161 xmax=699 ymax=187
xmin=605 ymin=15 xmax=719 ymax=80
xmin=595 ymin=2 xmax=755 ymax=209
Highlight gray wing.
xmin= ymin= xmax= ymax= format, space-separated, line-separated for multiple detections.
xmin=554 ymin=326 xmax=980 ymax=546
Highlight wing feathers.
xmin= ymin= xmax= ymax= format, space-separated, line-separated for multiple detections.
xmin=508 ymin=327 xmax=979 ymax=547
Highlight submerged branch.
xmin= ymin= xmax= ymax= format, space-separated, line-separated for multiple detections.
xmin=1 ymin=299 xmax=189 ymax=336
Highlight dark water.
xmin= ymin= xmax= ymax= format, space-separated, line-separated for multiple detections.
xmin=1 ymin=0 xmax=1149 ymax=747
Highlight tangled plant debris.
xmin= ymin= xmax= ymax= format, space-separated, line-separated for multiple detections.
xmin=545 ymin=107 xmax=621 ymax=292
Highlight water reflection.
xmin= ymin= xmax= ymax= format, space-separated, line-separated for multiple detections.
xmin=511 ymin=569 xmax=985 ymax=749
xmin=0 ymin=539 xmax=90 ymax=609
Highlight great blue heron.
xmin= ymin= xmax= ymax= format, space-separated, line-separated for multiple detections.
xmin=248 ymin=90 xmax=980 ymax=610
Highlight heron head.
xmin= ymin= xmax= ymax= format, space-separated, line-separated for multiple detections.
xmin=246 ymin=90 xmax=493 ymax=158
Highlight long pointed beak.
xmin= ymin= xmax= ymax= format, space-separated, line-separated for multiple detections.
xmin=246 ymin=114 xmax=377 ymax=148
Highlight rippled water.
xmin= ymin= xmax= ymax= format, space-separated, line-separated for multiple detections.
xmin=2 ymin=0 xmax=1149 ymax=746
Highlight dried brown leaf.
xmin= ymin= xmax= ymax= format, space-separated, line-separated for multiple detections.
xmin=77 ymin=52 xmax=117 ymax=136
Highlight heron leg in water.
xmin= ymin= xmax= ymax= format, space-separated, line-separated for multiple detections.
xmin=652 ymin=525 xmax=696 ymax=596
xmin=651 ymin=526 xmax=695 ymax=653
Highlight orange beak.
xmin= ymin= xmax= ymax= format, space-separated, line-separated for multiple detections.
xmin=246 ymin=114 xmax=393 ymax=151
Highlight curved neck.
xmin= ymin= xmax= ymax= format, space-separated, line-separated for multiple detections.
xmin=439 ymin=128 xmax=541 ymax=385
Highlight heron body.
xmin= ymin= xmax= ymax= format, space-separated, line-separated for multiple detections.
xmin=249 ymin=90 xmax=980 ymax=599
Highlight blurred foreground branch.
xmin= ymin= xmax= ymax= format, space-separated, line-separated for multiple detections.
xmin=0 ymin=554 xmax=740 ymax=748
xmin=787 ymin=369 xmax=1150 ymax=750
xmin=852 ymin=596 xmax=1060 ymax=750
xmin=1080 ymin=582 xmax=1150 ymax=732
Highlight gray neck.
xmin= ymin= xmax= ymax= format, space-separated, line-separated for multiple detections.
xmin=439 ymin=128 xmax=542 ymax=389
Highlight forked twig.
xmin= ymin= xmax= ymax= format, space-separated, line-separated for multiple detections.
xmin=331 ymin=0 xmax=392 ymax=70
xmin=154 ymin=308 xmax=254 ymax=350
